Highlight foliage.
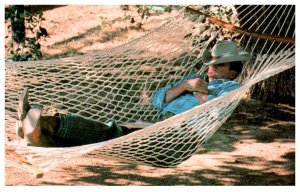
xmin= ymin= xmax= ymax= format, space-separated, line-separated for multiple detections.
xmin=120 ymin=5 xmax=150 ymax=29
xmin=99 ymin=16 xmax=109 ymax=30
xmin=120 ymin=5 xmax=175 ymax=29
xmin=5 ymin=5 xmax=49 ymax=61
xmin=186 ymin=5 xmax=240 ymax=48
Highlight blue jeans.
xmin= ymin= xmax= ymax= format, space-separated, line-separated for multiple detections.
xmin=55 ymin=114 xmax=123 ymax=146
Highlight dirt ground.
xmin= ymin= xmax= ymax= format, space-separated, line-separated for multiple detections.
xmin=5 ymin=99 xmax=295 ymax=186
xmin=4 ymin=5 xmax=295 ymax=186
xmin=5 ymin=5 xmax=180 ymax=59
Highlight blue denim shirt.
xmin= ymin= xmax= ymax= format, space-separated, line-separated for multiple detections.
xmin=152 ymin=74 xmax=240 ymax=118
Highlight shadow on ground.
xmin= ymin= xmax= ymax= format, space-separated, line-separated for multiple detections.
xmin=59 ymin=151 xmax=294 ymax=185
xmin=40 ymin=99 xmax=294 ymax=186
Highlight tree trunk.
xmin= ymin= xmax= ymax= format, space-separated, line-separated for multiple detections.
xmin=251 ymin=68 xmax=295 ymax=105
xmin=10 ymin=5 xmax=25 ymax=44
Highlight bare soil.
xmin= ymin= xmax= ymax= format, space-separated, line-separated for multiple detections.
xmin=5 ymin=5 xmax=295 ymax=186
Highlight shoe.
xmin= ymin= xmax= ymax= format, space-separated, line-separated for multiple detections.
xmin=16 ymin=88 xmax=31 ymax=138
xmin=18 ymin=88 xmax=30 ymax=121
xmin=21 ymin=106 xmax=58 ymax=147
xmin=22 ymin=105 xmax=43 ymax=146
xmin=16 ymin=89 xmax=57 ymax=147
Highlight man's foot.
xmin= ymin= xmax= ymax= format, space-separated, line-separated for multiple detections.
xmin=22 ymin=106 xmax=43 ymax=146
xmin=21 ymin=105 xmax=58 ymax=147
xmin=16 ymin=88 xmax=31 ymax=138
xmin=16 ymin=89 xmax=57 ymax=147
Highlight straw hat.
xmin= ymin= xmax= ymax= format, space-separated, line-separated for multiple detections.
xmin=202 ymin=40 xmax=251 ymax=65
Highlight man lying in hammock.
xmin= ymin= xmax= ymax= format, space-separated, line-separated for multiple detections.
xmin=152 ymin=40 xmax=251 ymax=120
xmin=16 ymin=40 xmax=251 ymax=147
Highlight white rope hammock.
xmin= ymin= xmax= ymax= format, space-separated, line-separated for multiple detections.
xmin=5 ymin=5 xmax=295 ymax=177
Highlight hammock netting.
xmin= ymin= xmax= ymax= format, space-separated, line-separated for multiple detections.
xmin=5 ymin=5 xmax=295 ymax=177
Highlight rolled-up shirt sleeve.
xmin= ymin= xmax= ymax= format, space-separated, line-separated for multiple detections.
xmin=152 ymin=74 xmax=203 ymax=110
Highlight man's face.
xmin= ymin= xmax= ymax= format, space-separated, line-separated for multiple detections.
xmin=207 ymin=63 xmax=237 ymax=81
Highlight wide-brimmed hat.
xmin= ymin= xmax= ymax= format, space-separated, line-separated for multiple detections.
xmin=202 ymin=40 xmax=251 ymax=65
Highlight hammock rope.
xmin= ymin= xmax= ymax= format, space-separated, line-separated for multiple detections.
xmin=5 ymin=5 xmax=295 ymax=177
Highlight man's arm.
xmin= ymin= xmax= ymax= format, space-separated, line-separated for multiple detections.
xmin=164 ymin=83 xmax=187 ymax=103
xmin=152 ymin=74 xmax=207 ymax=110
xmin=165 ymin=78 xmax=208 ymax=103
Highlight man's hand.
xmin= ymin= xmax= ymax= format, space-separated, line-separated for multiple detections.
xmin=164 ymin=77 xmax=208 ymax=104
xmin=193 ymin=91 xmax=208 ymax=104
xmin=183 ymin=78 xmax=208 ymax=94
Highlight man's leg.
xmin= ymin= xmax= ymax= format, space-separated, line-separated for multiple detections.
xmin=20 ymin=112 xmax=124 ymax=147
xmin=52 ymin=114 xmax=123 ymax=146
xmin=17 ymin=89 xmax=124 ymax=147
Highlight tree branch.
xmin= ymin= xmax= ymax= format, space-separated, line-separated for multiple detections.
xmin=186 ymin=6 xmax=295 ymax=45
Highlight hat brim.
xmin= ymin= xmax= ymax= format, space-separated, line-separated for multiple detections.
xmin=202 ymin=49 xmax=251 ymax=65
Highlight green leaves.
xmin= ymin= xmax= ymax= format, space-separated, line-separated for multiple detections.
xmin=6 ymin=5 xmax=48 ymax=61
